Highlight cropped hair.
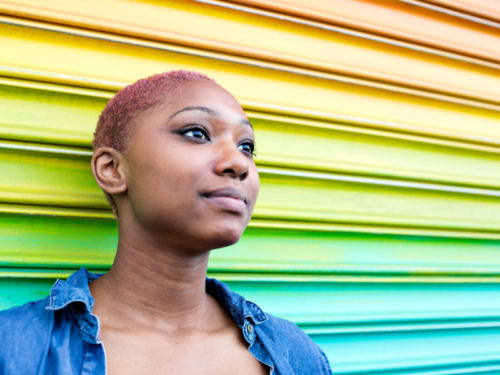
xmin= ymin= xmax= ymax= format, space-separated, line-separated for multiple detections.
xmin=93 ymin=70 xmax=214 ymax=218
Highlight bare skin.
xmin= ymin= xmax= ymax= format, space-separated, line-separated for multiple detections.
xmin=89 ymin=79 xmax=267 ymax=374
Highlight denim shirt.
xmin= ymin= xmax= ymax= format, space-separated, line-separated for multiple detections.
xmin=0 ymin=268 xmax=331 ymax=375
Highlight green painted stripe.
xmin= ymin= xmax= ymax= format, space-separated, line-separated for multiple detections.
xmin=3 ymin=143 xmax=500 ymax=232
xmin=2 ymin=212 xmax=500 ymax=279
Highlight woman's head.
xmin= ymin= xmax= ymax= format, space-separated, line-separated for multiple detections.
xmin=91 ymin=71 xmax=260 ymax=251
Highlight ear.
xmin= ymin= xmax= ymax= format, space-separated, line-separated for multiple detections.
xmin=91 ymin=147 xmax=128 ymax=195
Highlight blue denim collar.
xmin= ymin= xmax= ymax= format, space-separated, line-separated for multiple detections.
xmin=47 ymin=268 xmax=99 ymax=313
xmin=206 ymin=277 xmax=268 ymax=346
xmin=45 ymin=268 xmax=268 ymax=346
xmin=206 ymin=277 xmax=268 ymax=326
xmin=46 ymin=268 xmax=103 ymax=344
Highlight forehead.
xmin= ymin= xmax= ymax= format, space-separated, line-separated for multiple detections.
xmin=128 ymin=79 xmax=253 ymax=154
xmin=166 ymin=79 xmax=246 ymax=117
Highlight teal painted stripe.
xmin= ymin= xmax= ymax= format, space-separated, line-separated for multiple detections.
xmin=3 ymin=272 xmax=500 ymax=330
xmin=3 ymin=273 xmax=500 ymax=373
xmin=314 ymin=330 xmax=500 ymax=374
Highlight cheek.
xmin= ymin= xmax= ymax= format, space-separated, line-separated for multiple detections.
xmin=128 ymin=143 xmax=208 ymax=210
xmin=247 ymin=166 xmax=260 ymax=208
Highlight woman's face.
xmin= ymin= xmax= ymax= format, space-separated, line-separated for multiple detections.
xmin=123 ymin=79 xmax=260 ymax=252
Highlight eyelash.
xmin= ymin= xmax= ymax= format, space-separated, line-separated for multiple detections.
xmin=239 ymin=141 xmax=257 ymax=157
xmin=177 ymin=125 xmax=257 ymax=157
xmin=178 ymin=125 xmax=211 ymax=141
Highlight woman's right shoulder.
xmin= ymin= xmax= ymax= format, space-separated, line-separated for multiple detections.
xmin=0 ymin=296 xmax=53 ymax=330
xmin=0 ymin=297 xmax=54 ymax=370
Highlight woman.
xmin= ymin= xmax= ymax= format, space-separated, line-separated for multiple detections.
xmin=0 ymin=70 xmax=332 ymax=374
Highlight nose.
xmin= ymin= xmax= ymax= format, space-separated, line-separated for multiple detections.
xmin=213 ymin=139 xmax=249 ymax=180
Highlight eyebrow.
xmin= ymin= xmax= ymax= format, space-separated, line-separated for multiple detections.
xmin=168 ymin=106 xmax=219 ymax=122
xmin=240 ymin=119 xmax=253 ymax=129
xmin=168 ymin=105 xmax=253 ymax=129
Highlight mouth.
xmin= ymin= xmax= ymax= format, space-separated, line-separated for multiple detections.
xmin=203 ymin=187 xmax=247 ymax=214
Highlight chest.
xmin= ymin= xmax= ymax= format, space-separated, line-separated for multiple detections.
xmin=100 ymin=328 xmax=270 ymax=375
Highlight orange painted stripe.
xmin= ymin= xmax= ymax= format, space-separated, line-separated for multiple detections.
xmin=226 ymin=0 xmax=500 ymax=64
xmin=422 ymin=0 xmax=500 ymax=23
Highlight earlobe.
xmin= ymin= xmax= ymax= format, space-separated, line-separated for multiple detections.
xmin=91 ymin=147 xmax=128 ymax=195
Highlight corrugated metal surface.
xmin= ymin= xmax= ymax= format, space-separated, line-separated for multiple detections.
xmin=1 ymin=0 xmax=500 ymax=372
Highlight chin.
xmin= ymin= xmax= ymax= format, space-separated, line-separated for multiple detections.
xmin=207 ymin=222 xmax=245 ymax=249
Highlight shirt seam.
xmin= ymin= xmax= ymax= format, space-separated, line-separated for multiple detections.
xmin=319 ymin=346 xmax=333 ymax=375
xmin=35 ymin=305 xmax=55 ymax=375
xmin=47 ymin=279 xmax=62 ymax=309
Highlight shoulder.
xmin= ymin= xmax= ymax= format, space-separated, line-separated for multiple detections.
xmin=0 ymin=296 xmax=54 ymax=337
xmin=257 ymin=313 xmax=332 ymax=374
xmin=206 ymin=277 xmax=332 ymax=374
xmin=0 ymin=297 xmax=54 ymax=373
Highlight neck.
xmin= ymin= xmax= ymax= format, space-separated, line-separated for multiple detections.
xmin=89 ymin=220 xmax=213 ymax=333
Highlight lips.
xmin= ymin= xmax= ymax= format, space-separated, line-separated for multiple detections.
xmin=203 ymin=187 xmax=247 ymax=214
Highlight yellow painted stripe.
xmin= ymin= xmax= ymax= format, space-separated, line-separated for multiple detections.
xmin=4 ymin=82 xmax=500 ymax=192
xmin=0 ymin=22 xmax=499 ymax=147
xmin=1 ymin=1 xmax=500 ymax=106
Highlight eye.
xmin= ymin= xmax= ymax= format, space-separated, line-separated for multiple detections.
xmin=238 ymin=141 xmax=256 ymax=156
xmin=180 ymin=126 xmax=210 ymax=141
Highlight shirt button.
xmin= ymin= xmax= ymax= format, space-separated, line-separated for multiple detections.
xmin=247 ymin=324 xmax=253 ymax=333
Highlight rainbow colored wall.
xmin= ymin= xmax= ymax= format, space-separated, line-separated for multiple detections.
xmin=1 ymin=0 xmax=500 ymax=372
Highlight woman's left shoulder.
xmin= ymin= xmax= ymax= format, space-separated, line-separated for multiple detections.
xmin=255 ymin=313 xmax=332 ymax=374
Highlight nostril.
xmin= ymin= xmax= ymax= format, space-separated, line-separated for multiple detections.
xmin=223 ymin=168 xmax=235 ymax=174
xmin=240 ymin=170 xmax=249 ymax=180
